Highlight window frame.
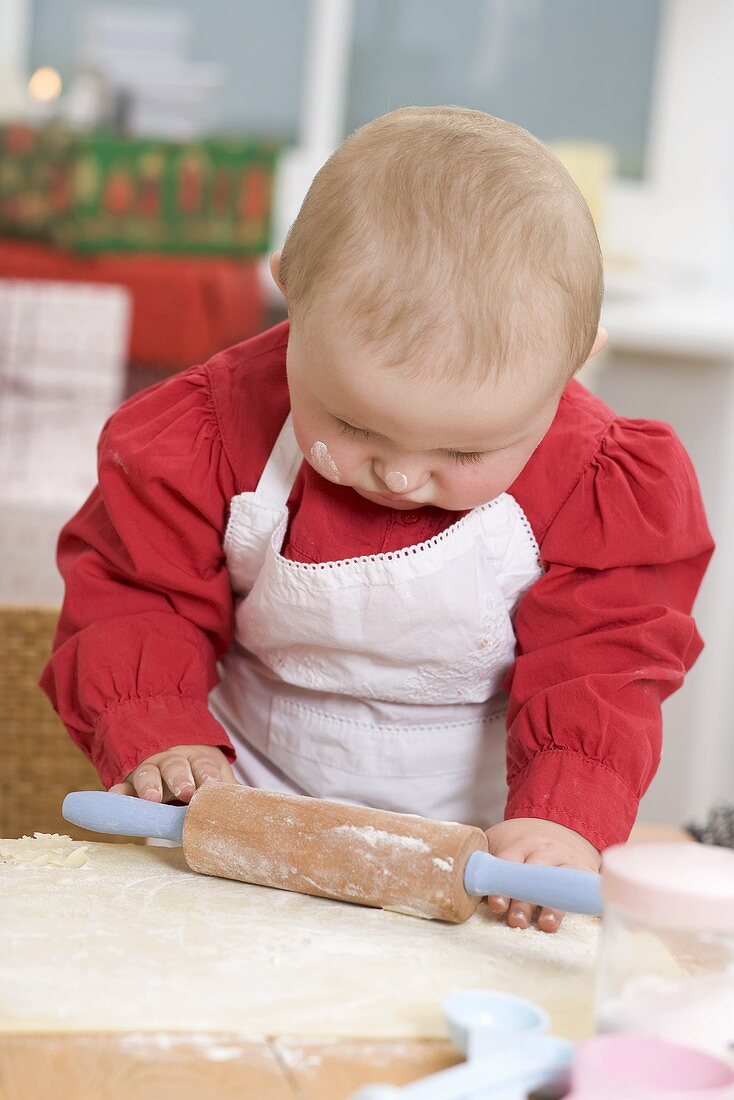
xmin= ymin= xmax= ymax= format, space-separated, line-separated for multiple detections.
xmin=301 ymin=0 xmax=734 ymax=278
xmin=604 ymin=0 xmax=734 ymax=275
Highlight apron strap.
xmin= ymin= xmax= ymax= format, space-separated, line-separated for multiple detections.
xmin=255 ymin=413 xmax=303 ymax=508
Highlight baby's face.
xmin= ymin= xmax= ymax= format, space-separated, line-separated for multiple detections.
xmin=287 ymin=314 xmax=563 ymax=512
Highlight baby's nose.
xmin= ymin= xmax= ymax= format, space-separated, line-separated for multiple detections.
xmin=384 ymin=470 xmax=409 ymax=493
xmin=373 ymin=461 xmax=423 ymax=494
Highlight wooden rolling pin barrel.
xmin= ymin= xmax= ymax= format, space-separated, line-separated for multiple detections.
xmin=63 ymin=782 xmax=602 ymax=922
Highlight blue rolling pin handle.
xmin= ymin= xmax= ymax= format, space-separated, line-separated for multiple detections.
xmin=62 ymin=791 xmax=187 ymax=844
xmin=463 ymin=851 xmax=603 ymax=916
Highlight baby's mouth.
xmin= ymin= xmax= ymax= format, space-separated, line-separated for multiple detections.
xmin=356 ymin=486 xmax=427 ymax=508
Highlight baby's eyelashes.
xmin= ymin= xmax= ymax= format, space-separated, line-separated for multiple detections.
xmin=446 ymin=450 xmax=487 ymax=465
xmin=336 ymin=418 xmax=371 ymax=439
xmin=336 ymin=417 xmax=489 ymax=466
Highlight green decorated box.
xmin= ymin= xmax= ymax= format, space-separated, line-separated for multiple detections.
xmin=0 ymin=124 xmax=281 ymax=256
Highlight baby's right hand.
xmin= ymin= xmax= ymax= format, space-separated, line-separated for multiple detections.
xmin=108 ymin=744 xmax=237 ymax=804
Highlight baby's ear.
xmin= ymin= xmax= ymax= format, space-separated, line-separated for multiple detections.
xmin=269 ymin=250 xmax=286 ymax=296
xmin=588 ymin=326 xmax=608 ymax=358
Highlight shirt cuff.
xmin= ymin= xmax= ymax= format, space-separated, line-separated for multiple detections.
xmin=92 ymin=695 xmax=236 ymax=788
xmin=504 ymin=748 xmax=639 ymax=851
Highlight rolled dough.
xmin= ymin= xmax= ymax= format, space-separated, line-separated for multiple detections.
xmin=0 ymin=836 xmax=600 ymax=1040
xmin=0 ymin=832 xmax=88 ymax=868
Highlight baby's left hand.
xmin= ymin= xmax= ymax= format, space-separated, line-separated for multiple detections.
xmin=484 ymin=818 xmax=601 ymax=934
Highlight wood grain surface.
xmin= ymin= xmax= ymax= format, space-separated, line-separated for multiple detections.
xmin=0 ymin=1034 xmax=460 ymax=1100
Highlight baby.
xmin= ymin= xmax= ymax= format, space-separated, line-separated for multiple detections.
xmin=42 ymin=107 xmax=713 ymax=933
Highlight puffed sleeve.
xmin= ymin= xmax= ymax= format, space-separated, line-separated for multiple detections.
xmin=504 ymin=419 xmax=714 ymax=850
xmin=40 ymin=365 xmax=240 ymax=788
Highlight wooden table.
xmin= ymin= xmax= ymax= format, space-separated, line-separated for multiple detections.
xmin=1 ymin=1034 xmax=462 ymax=1100
xmin=0 ymin=824 xmax=689 ymax=1100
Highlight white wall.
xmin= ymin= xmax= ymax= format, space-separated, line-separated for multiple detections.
xmin=596 ymin=291 xmax=734 ymax=825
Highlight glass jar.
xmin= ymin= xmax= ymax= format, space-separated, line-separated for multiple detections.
xmin=596 ymin=842 xmax=734 ymax=1060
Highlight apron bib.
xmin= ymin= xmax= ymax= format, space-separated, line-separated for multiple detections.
xmin=209 ymin=414 xmax=542 ymax=828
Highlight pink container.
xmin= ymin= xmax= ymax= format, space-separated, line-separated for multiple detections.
xmin=597 ymin=843 xmax=734 ymax=1058
xmin=565 ymin=1035 xmax=734 ymax=1100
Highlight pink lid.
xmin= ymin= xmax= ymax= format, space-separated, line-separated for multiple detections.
xmin=567 ymin=1035 xmax=734 ymax=1099
xmin=602 ymin=843 xmax=734 ymax=933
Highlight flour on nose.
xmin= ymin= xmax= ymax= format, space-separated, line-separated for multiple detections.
xmin=310 ymin=441 xmax=341 ymax=483
xmin=385 ymin=471 xmax=408 ymax=493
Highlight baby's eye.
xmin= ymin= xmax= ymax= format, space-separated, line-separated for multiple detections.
xmin=336 ymin=418 xmax=371 ymax=439
xmin=447 ymin=450 xmax=486 ymax=465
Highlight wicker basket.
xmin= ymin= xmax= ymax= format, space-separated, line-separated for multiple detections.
xmin=1 ymin=606 xmax=138 ymax=843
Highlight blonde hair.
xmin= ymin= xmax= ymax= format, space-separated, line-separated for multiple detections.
xmin=279 ymin=106 xmax=603 ymax=387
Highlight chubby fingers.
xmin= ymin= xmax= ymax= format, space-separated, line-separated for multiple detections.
xmin=489 ymin=897 xmax=565 ymax=932
xmin=158 ymin=756 xmax=197 ymax=802
xmin=534 ymin=860 xmax=587 ymax=932
xmin=109 ymin=762 xmax=189 ymax=803
xmin=128 ymin=763 xmax=166 ymax=802
xmin=484 ymin=818 xmax=600 ymax=933
xmin=156 ymin=751 xmax=233 ymax=802
xmin=201 ymin=753 xmax=237 ymax=786
xmin=485 ymin=848 xmax=567 ymax=932
xmin=187 ymin=750 xmax=237 ymax=794
xmin=109 ymin=747 xmax=238 ymax=803
xmin=486 ymin=893 xmax=538 ymax=929
xmin=108 ymin=780 xmax=137 ymax=797
xmin=537 ymin=906 xmax=565 ymax=933
xmin=507 ymin=851 xmax=570 ymax=932
xmin=485 ymin=844 xmax=529 ymax=925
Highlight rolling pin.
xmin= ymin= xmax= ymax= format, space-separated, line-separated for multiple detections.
xmin=62 ymin=782 xmax=602 ymax=923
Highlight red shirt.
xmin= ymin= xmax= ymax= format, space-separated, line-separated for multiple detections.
xmin=41 ymin=321 xmax=714 ymax=849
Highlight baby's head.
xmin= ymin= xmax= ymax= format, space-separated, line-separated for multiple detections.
xmin=273 ymin=106 xmax=604 ymax=511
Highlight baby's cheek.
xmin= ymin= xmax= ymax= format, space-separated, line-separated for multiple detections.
xmin=443 ymin=461 xmax=511 ymax=507
xmin=455 ymin=463 xmax=500 ymax=496
xmin=310 ymin=440 xmax=342 ymax=483
xmin=291 ymin=410 xmax=349 ymax=485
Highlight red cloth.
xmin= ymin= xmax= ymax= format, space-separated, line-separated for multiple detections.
xmin=41 ymin=321 xmax=714 ymax=849
xmin=0 ymin=238 xmax=264 ymax=367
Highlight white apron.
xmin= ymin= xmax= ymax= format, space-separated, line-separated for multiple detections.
xmin=209 ymin=414 xmax=542 ymax=828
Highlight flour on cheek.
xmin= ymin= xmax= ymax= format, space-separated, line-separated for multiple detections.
xmin=310 ymin=441 xmax=341 ymax=484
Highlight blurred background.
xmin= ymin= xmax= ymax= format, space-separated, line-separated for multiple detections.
xmin=1 ymin=0 xmax=732 ymax=835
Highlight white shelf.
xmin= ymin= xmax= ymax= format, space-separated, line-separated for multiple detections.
xmin=602 ymin=278 xmax=734 ymax=362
